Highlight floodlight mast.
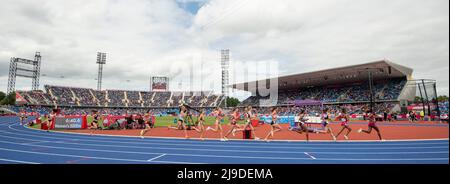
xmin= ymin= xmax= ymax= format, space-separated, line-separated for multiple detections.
xmin=96 ymin=52 xmax=106 ymax=91
xmin=221 ymin=49 xmax=229 ymax=107
xmin=7 ymin=52 xmax=41 ymax=94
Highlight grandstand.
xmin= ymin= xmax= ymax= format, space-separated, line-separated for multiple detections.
xmin=233 ymin=60 xmax=415 ymax=113
xmin=16 ymin=86 xmax=225 ymax=108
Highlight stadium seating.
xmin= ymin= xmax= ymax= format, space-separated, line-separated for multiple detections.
xmin=242 ymin=78 xmax=406 ymax=106
xmin=126 ymin=91 xmax=142 ymax=107
xmin=45 ymin=86 xmax=77 ymax=106
xmin=20 ymin=86 xmax=223 ymax=108
xmin=71 ymin=87 xmax=97 ymax=106
xmin=107 ymin=90 xmax=126 ymax=107
xmin=18 ymin=90 xmax=53 ymax=106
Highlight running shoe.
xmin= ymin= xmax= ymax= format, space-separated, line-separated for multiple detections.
xmin=358 ymin=128 xmax=362 ymax=133
xmin=344 ymin=135 xmax=349 ymax=140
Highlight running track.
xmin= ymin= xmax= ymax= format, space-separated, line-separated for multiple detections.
xmin=0 ymin=117 xmax=448 ymax=164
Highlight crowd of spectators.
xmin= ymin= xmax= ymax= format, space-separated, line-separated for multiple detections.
xmin=92 ymin=90 xmax=108 ymax=106
xmin=205 ymin=93 xmax=221 ymax=107
xmin=439 ymin=101 xmax=449 ymax=115
xmin=184 ymin=92 xmax=205 ymax=107
xmin=153 ymin=92 xmax=171 ymax=107
xmin=107 ymin=90 xmax=126 ymax=107
xmin=71 ymin=87 xmax=97 ymax=106
xmin=242 ymin=78 xmax=406 ymax=106
xmin=18 ymin=90 xmax=52 ymax=105
xmin=126 ymin=91 xmax=142 ymax=107
xmin=46 ymin=86 xmax=77 ymax=106
xmin=18 ymin=86 xmax=223 ymax=108
xmin=141 ymin=92 xmax=154 ymax=107
xmin=243 ymin=103 xmax=395 ymax=117
xmin=170 ymin=92 xmax=184 ymax=107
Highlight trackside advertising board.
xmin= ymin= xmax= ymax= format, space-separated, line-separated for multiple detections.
xmin=54 ymin=116 xmax=86 ymax=129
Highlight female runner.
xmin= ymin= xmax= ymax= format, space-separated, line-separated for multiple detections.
xmin=223 ymin=108 xmax=241 ymax=140
xmin=335 ymin=108 xmax=352 ymax=140
xmin=358 ymin=110 xmax=384 ymax=141
xmin=46 ymin=109 xmax=57 ymax=132
xmin=264 ymin=107 xmax=283 ymax=142
xmin=206 ymin=107 xmax=225 ymax=141
xmin=292 ymin=109 xmax=310 ymax=141
xmin=313 ymin=108 xmax=336 ymax=141
xmin=89 ymin=110 xmax=101 ymax=135
xmin=139 ymin=110 xmax=153 ymax=139
xmin=178 ymin=105 xmax=189 ymax=138
xmin=192 ymin=109 xmax=206 ymax=140
xmin=235 ymin=106 xmax=260 ymax=140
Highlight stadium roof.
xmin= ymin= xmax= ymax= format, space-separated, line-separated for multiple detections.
xmin=231 ymin=60 xmax=413 ymax=92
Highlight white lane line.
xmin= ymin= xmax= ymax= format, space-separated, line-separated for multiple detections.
xmin=20 ymin=140 xmax=55 ymax=146
xmin=0 ymin=158 xmax=40 ymax=164
xmin=148 ymin=154 xmax=167 ymax=162
xmin=4 ymin=143 xmax=443 ymax=162
xmin=0 ymin=134 xmax=448 ymax=156
xmin=0 ymin=139 xmax=447 ymax=161
xmin=0 ymin=139 xmax=309 ymax=160
xmin=0 ymin=147 xmax=201 ymax=164
xmin=20 ymin=123 xmax=450 ymax=143
xmin=318 ymin=158 xmax=449 ymax=161
xmin=5 ymin=127 xmax=450 ymax=150
xmin=304 ymin=152 xmax=316 ymax=160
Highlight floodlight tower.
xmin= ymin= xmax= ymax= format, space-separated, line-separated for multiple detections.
xmin=96 ymin=52 xmax=107 ymax=90
xmin=7 ymin=52 xmax=41 ymax=94
xmin=221 ymin=49 xmax=230 ymax=107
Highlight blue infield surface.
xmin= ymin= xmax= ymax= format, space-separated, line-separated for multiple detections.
xmin=0 ymin=116 xmax=448 ymax=164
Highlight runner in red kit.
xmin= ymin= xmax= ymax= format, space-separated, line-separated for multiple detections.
xmin=335 ymin=108 xmax=352 ymax=140
xmin=358 ymin=110 xmax=384 ymax=141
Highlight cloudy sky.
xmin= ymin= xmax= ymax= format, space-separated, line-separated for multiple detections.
xmin=0 ymin=0 xmax=448 ymax=98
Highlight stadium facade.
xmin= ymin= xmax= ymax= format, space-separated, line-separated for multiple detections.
xmin=232 ymin=60 xmax=416 ymax=112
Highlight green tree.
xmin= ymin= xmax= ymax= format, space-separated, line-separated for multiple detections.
xmin=414 ymin=96 xmax=423 ymax=103
xmin=0 ymin=91 xmax=5 ymax=103
xmin=0 ymin=92 xmax=16 ymax=105
xmin=225 ymin=97 xmax=240 ymax=107
xmin=437 ymin=95 xmax=449 ymax=102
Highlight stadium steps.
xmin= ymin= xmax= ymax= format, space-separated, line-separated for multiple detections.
xmin=150 ymin=92 xmax=156 ymax=105
xmin=138 ymin=92 xmax=144 ymax=107
xmin=376 ymin=84 xmax=389 ymax=99
xmin=89 ymin=89 xmax=101 ymax=106
xmin=181 ymin=92 xmax=185 ymax=104
xmin=46 ymin=87 xmax=58 ymax=106
xmin=168 ymin=92 xmax=174 ymax=107
xmin=70 ymin=89 xmax=81 ymax=106
xmin=105 ymin=91 xmax=109 ymax=107
xmin=24 ymin=93 xmax=38 ymax=105
xmin=124 ymin=91 xmax=128 ymax=107
xmin=213 ymin=95 xmax=220 ymax=107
